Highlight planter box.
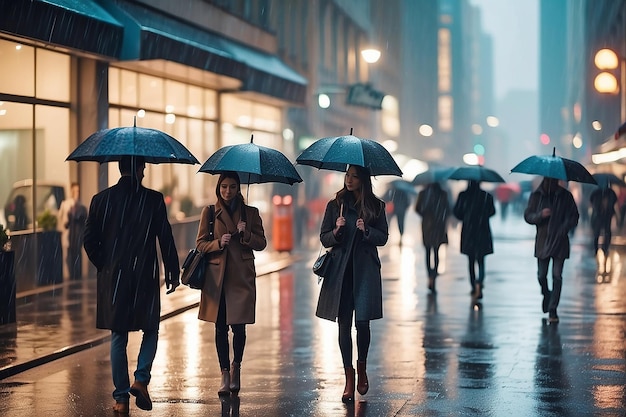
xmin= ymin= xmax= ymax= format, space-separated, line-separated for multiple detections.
xmin=0 ymin=251 xmax=16 ymax=325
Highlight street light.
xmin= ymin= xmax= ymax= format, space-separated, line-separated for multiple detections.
xmin=594 ymin=48 xmax=626 ymax=122
xmin=361 ymin=48 xmax=381 ymax=64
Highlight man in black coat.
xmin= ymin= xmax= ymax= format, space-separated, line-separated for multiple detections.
xmin=84 ymin=156 xmax=180 ymax=414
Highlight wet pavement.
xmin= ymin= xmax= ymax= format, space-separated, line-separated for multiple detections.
xmin=0 ymin=213 xmax=625 ymax=416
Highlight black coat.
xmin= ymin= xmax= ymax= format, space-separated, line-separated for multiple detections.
xmin=415 ymin=184 xmax=449 ymax=247
xmin=315 ymin=193 xmax=388 ymax=322
xmin=524 ymin=183 xmax=579 ymax=259
xmin=453 ymin=185 xmax=495 ymax=257
xmin=83 ymin=176 xmax=179 ymax=331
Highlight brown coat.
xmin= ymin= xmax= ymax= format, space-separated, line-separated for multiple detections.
xmin=195 ymin=201 xmax=266 ymax=324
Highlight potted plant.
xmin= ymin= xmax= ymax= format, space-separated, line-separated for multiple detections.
xmin=0 ymin=224 xmax=16 ymax=324
xmin=35 ymin=210 xmax=62 ymax=286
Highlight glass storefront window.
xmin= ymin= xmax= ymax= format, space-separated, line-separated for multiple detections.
xmin=0 ymin=39 xmax=34 ymax=96
xmin=165 ymin=80 xmax=186 ymax=115
xmin=204 ymin=89 xmax=217 ymax=119
xmin=36 ymin=49 xmax=70 ymax=102
xmin=139 ymin=74 xmax=164 ymax=113
xmin=35 ymin=105 xmax=70 ymax=185
xmin=109 ymin=67 xmax=120 ymax=104
xmin=119 ymin=69 xmax=138 ymax=107
xmin=188 ymin=85 xmax=203 ymax=118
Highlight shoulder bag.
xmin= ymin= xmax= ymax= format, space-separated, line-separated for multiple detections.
xmin=312 ymin=247 xmax=333 ymax=284
xmin=181 ymin=205 xmax=215 ymax=289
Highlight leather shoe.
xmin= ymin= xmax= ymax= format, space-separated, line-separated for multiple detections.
xmin=112 ymin=401 xmax=129 ymax=414
xmin=130 ymin=380 xmax=152 ymax=411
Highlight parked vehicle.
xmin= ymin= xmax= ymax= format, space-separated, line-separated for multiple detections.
xmin=3 ymin=180 xmax=65 ymax=231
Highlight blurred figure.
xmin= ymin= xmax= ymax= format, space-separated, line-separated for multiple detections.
xmin=453 ymin=180 xmax=495 ymax=299
xmin=11 ymin=195 xmax=28 ymax=231
xmin=415 ymin=182 xmax=449 ymax=292
xmin=618 ymin=187 xmax=626 ymax=229
xmin=57 ymin=182 xmax=87 ymax=280
xmin=589 ymin=185 xmax=618 ymax=272
xmin=383 ymin=186 xmax=411 ymax=245
xmin=524 ymin=177 xmax=578 ymax=323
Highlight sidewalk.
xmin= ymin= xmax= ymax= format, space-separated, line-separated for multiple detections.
xmin=0 ymin=250 xmax=298 ymax=379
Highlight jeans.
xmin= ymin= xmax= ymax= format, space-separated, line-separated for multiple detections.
xmin=468 ymin=255 xmax=485 ymax=288
xmin=111 ymin=329 xmax=158 ymax=402
xmin=537 ymin=257 xmax=564 ymax=312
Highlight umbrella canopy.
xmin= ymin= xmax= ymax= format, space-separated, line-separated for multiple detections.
xmin=295 ymin=130 xmax=403 ymax=176
xmin=510 ymin=147 xmax=596 ymax=185
xmin=199 ymin=136 xmax=302 ymax=185
xmin=495 ymin=182 xmax=521 ymax=202
xmin=388 ymin=179 xmax=418 ymax=196
xmin=66 ymin=120 xmax=199 ymax=165
xmin=411 ymin=167 xmax=455 ymax=185
xmin=448 ymin=166 xmax=505 ymax=183
xmin=592 ymin=173 xmax=626 ymax=188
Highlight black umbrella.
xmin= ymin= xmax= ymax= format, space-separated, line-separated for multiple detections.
xmin=295 ymin=129 xmax=403 ymax=176
xmin=510 ymin=147 xmax=596 ymax=185
xmin=388 ymin=179 xmax=418 ymax=196
xmin=412 ymin=167 xmax=455 ymax=185
xmin=448 ymin=166 xmax=505 ymax=183
xmin=592 ymin=173 xmax=626 ymax=188
xmin=199 ymin=135 xmax=302 ymax=185
xmin=66 ymin=119 xmax=199 ymax=165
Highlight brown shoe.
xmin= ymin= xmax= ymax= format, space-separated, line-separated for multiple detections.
xmin=112 ymin=401 xmax=129 ymax=414
xmin=356 ymin=360 xmax=369 ymax=395
xmin=342 ymin=366 xmax=355 ymax=403
xmin=130 ymin=380 xmax=152 ymax=411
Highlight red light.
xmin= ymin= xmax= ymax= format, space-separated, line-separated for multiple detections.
xmin=272 ymin=195 xmax=282 ymax=205
xmin=164 ymin=196 xmax=172 ymax=204
xmin=282 ymin=195 xmax=293 ymax=205
xmin=540 ymin=133 xmax=550 ymax=145
xmin=477 ymin=155 xmax=485 ymax=166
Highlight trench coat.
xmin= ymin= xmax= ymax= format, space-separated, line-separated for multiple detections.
xmin=196 ymin=200 xmax=266 ymax=324
xmin=453 ymin=185 xmax=495 ymax=257
xmin=83 ymin=176 xmax=179 ymax=332
xmin=415 ymin=184 xmax=449 ymax=247
xmin=524 ymin=183 xmax=579 ymax=259
xmin=315 ymin=193 xmax=388 ymax=322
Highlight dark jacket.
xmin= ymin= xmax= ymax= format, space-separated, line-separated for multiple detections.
xmin=589 ymin=187 xmax=618 ymax=229
xmin=83 ymin=176 xmax=179 ymax=331
xmin=524 ymin=182 xmax=579 ymax=259
xmin=195 ymin=200 xmax=266 ymax=324
xmin=415 ymin=183 xmax=449 ymax=247
xmin=315 ymin=192 xmax=388 ymax=322
xmin=453 ymin=184 xmax=495 ymax=257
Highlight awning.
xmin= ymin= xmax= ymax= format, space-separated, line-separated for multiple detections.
xmin=0 ymin=0 xmax=123 ymax=58
xmin=104 ymin=0 xmax=307 ymax=104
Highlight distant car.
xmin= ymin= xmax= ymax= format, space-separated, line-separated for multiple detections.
xmin=3 ymin=180 xmax=65 ymax=231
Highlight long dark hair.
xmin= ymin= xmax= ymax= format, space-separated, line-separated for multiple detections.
xmin=215 ymin=171 xmax=245 ymax=207
xmin=335 ymin=165 xmax=383 ymax=223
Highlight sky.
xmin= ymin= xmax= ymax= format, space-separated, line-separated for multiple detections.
xmin=469 ymin=0 xmax=539 ymax=100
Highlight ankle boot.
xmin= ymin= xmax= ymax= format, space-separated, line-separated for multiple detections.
xmin=356 ymin=360 xmax=369 ymax=395
xmin=230 ymin=361 xmax=241 ymax=394
xmin=218 ymin=368 xmax=230 ymax=397
xmin=342 ymin=367 xmax=355 ymax=403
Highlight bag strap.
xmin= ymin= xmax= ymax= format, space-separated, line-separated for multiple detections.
xmin=208 ymin=205 xmax=215 ymax=240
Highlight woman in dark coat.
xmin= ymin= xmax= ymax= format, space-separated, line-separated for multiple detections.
xmin=453 ymin=180 xmax=495 ymax=299
xmin=415 ymin=182 xmax=449 ymax=292
xmin=316 ymin=165 xmax=388 ymax=403
xmin=196 ymin=171 xmax=266 ymax=397
xmin=524 ymin=177 xmax=578 ymax=323
xmin=83 ymin=156 xmax=179 ymax=413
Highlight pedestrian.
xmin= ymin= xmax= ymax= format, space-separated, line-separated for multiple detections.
xmin=10 ymin=194 xmax=28 ymax=231
xmin=83 ymin=156 xmax=180 ymax=415
xmin=453 ymin=180 xmax=495 ymax=299
xmin=315 ymin=164 xmax=388 ymax=403
xmin=589 ymin=185 xmax=618 ymax=272
xmin=524 ymin=177 xmax=579 ymax=323
xmin=57 ymin=182 xmax=87 ymax=280
xmin=195 ymin=171 xmax=267 ymax=397
xmin=618 ymin=187 xmax=626 ymax=229
xmin=415 ymin=182 xmax=449 ymax=292
xmin=383 ymin=186 xmax=411 ymax=245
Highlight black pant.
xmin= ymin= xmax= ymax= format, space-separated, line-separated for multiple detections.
xmin=215 ymin=290 xmax=246 ymax=370
xmin=468 ymin=255 xmax=485 ymax=289
xmin=537 ymin=257 xmax=564 ymax=313
xmin=337 ymin=262 xmax=370 ymax=368
xmin=425 ymin=245 xmax=440 ymax=278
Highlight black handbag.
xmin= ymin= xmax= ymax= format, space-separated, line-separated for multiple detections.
xmin=312 ymin=248 xmax=333 ymax=283
xmin=181 ymin=205 xmax=215 ymax=289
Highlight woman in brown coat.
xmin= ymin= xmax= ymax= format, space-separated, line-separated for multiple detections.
xmin=195 ymin=171 xmax=266 ymax=397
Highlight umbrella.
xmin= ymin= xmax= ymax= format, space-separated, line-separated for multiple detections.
xmin=510 ymin=147 xmax=596 ymax=184
xmin=199 ymin=135 xmax=302 ymax=185
xmin=495 ymin=182 xmax=521 ymax=202
xmin=448 ymin=166 xmax=505 ymax=183
xmin=66 ymin=119 xmax=199 ymax=165
xmin=411 ymin=167 xmax=455 ymax=185
xmin=295 ymin=129 xmax=403 ymax=176
xmin=592 ymin=173 xmax=626 ymax=188
xmin=388 ymin=179 xmax=418 ymax=196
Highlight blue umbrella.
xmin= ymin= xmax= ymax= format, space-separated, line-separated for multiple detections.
xmin=66 ymin=119 xmax=199 ymax=165
xmin=295 ymin=129 xmax=402 ymax=177
xmin=511 ymin=147 xmax=596 ymax=185
xmin=199 ymin=136 xmax=302 ymax=185
xmin=412 ymin=167 xmax=455 ymax=185
xmin=448 ymin=166 xmax=505 ymax=183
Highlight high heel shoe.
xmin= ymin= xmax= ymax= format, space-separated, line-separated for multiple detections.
xmin=342 ymin=367 xmax=355 ymax=403
xmin=230 ymin=361 xmax=241 ymax=394
xmin=356 ymin=360 xmax=369 ymax=395
xmin=218 ymin=368 xmax=231 ymax=397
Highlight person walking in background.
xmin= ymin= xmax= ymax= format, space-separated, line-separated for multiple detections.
xmin=453 ymin=180 xmax=495 ymax=300
xmin=58 ymin=182 xmax=87 ymax=280
xmin=415 ymin=182 xmax=449 ymax=293
xmin=195 ymin=171 xmax=267 ymax=397
xmin=524 ymin=177 xmax=579 ymax=323
xmin=383 ymin=186 xmax=411 ymax=246
xmin=315 ymin=165 xmax=388 ymax=403
xmin=589 ymin=185 xmax=618 ymax=273
xmin=10 ymin=194 xmax=28 ymax=231
xmin=83 ymin=156 xmax=180 ymax=415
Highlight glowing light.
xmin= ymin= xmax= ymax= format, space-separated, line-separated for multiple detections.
xmin=471 ymin=124 xmax=483 ymax=135
xmin=486 ymin=116 xmax=499 ymax=127
xmin=572 ymin=133 xmax=583 ymax=149
xmin=592 ymin=120 xmax=602 ymax=131
xmin=473 ymin=144 xmax=485 ymax=155
xmin=136 ymin=109 xmax=146 ymax=118
xmin=318 ymin=94 xmax=330 ymax=109
xmin=540 ymin=133 xmax=550 ymax=145
xmin=595 ymin=72 xmax=619 ymax=94
xmin=418 ymin=124 xmax=433 ymax=136
xmin=165 ymin=113 xmax=176 ymax=124
xmin=462 ymin=153 xmax=480 ymax=165
xmin=595 ymin=49 xmax=619 ymax=70
xmin=361 ymin=48 xmax=381 ymax=64
xmin=282 ymin=128 xmax=294 ymax=141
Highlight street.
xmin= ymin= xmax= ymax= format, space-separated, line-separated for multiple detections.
xmin=1 ymin=213 xmax=625 ymax=416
